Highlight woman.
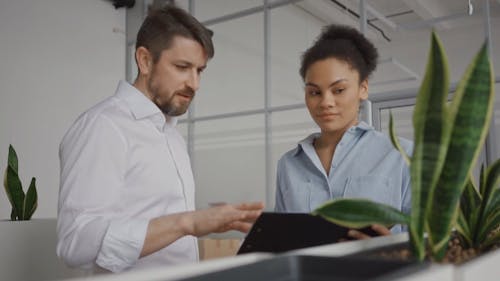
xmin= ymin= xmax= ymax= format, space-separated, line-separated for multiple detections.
xmin=274 ymin=24 xmax=412 ymax=236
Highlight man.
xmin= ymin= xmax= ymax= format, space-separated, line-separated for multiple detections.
xmin=57 ymin=5 xmax=263 ymax=273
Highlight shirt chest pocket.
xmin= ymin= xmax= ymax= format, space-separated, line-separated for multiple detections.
xmin=283 ymin=182 xmax=311 ymax=212
xmin=343 ymin=175 xmax=401 ymax=210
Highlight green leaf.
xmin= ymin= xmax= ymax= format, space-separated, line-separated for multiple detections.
xmin=313 ymin=198 xmax=409 ymax=229
xmin=482 ymin=158 xmax=500 ymax=217
xmin=410 ymin=31 xmax=450 ymax=261
xmin=472 ymin=159 xmax=500 ymax=244
xmin=480 ymin=164 xmax=487 ymax=196
xmin=456 ymin=210 xmax=473 ymax=248
xmin=4 ymin=166 xmax=25 ymax=221
xmin=481 ymin=229 xmax=500 ymax=250
xmin=388 ymin=112 xmax=410 ymax=165
xmin=22 ymin=177 xmax=37 ymax=220
xmin=428 ymin=42 xmax=494 ymax=260
xmin=477 ymin=204 xmax=500 ymax=244
xmin=7 ymin=145 xmax=18 ymax=173
xmin=10 ymin=208 xmax=16 ymax=221
xmin=460 ymin=177 xmax=481 ymax=228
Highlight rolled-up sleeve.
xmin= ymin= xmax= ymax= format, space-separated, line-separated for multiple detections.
xmin=57 ymin=113 xmax=148 ymax=272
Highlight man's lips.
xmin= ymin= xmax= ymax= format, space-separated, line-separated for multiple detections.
xmin=176 ymin=92 xmax=194 ymax=101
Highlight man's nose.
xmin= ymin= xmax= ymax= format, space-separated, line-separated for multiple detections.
xmin=186 ymin=70 xmax=200 ymax=92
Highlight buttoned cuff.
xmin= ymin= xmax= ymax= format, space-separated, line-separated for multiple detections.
xmin=96 ymin=218 xmax=149 ymax=272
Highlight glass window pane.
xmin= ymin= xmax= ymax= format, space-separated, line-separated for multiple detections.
xmin=194 ymin=12 xmax=264 ymax=116
xmin=271 ymin=108 xmax=318 ymax=209
xmin=379 ymin=105 xmax=414 ymax=140
xmin=270 ymin=4 xmax=323 ymax=107
xmin=193 ymin=115 xmax=265 ymax=209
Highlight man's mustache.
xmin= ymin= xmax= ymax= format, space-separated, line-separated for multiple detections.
xmin=176 ymin=88 xmax=195 ymax=98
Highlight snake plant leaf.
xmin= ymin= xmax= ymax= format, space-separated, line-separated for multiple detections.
xmin=478 ymin=209 xmax=500 ymax=246
xmin=8 ymin=145 xmax=18 ymax=173
xmin=456 ymin=210 xmax=473 ymax=248
xmin=410 ymin=31 xmax=450 ymax=260
xmin=460 ymin=175 xmax=481 ymax=221
xmin=5 ymin=165 xmax=25 ymax=220
xmin=428 ymin=42 xmax=494 ymax=260
xmin=389 ymin=112 xmax=410 ymax=166
xmin=460 ymin=177 xmax=481 ymax=229
xmin=313 ymin=198 xmax=409 ymax=229
xmin=482 ymin=230 xmax=500 ymax=250
xmin=482 ymin=158 xmax=500 ymax=216
xmin=480 ymin=163 xmax=487 ymax=196
xmin=22 ymin=177 xmax=37 ymax=220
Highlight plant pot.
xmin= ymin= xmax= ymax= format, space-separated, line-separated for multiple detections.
xmin=454 ymin=247 xmax=500 ymax=281
xmin=288 ymin=234 xmax=454 ymax=281
xmin=0 ymin=219 xmax=85 ymax=281
xmin=175 ymin=255 xmax=426 ymax=281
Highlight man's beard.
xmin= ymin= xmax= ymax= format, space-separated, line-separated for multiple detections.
xmin=148 ymin=81 xmax=194 ymax=116
xmin=159 ymin=98 xmax=189 ymax=116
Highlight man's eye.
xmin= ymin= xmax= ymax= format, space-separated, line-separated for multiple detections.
xmin=175 ymin=65 xmax=189 ymax=70
xmin=334 ymin=88 xmax=345 ymax=94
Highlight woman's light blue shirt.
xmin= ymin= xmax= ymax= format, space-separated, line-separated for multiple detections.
xmin=275 ymin=122 xmax=412 ymax=232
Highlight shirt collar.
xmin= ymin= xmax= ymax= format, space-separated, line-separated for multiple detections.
xmin=114 ymin=80 xmax=178 ymax=128
xmin=293 ymin=121 xmax=373 ymax=156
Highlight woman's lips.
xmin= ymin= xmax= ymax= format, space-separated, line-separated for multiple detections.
xmin=318 ymin=113 xmax=339 ymax=120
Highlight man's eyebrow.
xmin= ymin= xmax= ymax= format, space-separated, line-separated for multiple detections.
xmin=174 ymin=60 xmax=206 ymax=70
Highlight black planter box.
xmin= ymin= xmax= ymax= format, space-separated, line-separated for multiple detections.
xmin=174 ymin=255 xmax=427 ymax=281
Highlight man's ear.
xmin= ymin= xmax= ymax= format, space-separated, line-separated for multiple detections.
xmin=359 ymin=79 xmax=369 ymax=100
xmin=135 ymin=46 xmax=153 ymax=76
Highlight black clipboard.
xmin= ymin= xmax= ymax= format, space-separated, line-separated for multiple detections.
xmin=237 ymin=212 xmax=379 ymax=254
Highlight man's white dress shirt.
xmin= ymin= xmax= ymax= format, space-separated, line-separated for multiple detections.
xmin=57 ymin=81 xmax=198 ymax=273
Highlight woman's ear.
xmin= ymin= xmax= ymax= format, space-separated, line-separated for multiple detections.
xmin=135 ymin=46 xmax=153 ymax=76
xmin=359 ymin=79 xmax=369 ymax=100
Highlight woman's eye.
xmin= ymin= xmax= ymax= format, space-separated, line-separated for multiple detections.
xmin=334 ymin=88 xmax=345 ymax=94
xmin=306 ymin=90 xmax=320 ymax=96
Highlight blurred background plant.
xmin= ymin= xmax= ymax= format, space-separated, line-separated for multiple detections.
xmin=3 ymin=145 xmax=37 ymax=220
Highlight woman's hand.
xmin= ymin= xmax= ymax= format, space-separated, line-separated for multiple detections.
xmin=346 ymin=224 xmax=391 ymax=240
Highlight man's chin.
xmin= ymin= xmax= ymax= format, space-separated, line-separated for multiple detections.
xmin=164 ymin=107 xmax=189 ymax=117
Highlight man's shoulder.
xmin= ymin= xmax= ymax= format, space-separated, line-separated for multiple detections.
xmin=61 ymin=96 xmax=130 ymax=145
xmin=75 ymin=96 xmax=131 ymax=127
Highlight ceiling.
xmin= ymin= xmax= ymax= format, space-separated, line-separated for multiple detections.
xmin=296 ymin=0 xmax=500 ymax=42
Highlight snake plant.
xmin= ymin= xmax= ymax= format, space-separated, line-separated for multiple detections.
xmin=3 ymin=145 xmax=37 ymax=220
xmin=313 ymin=31 xmax=496 ymax=261
xmin=457 ymin=159 xmax=500 ymax=250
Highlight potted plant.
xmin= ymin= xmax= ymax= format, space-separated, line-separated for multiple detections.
xmin=3 ymin=145 xmax=37 ymax=220
xmin=313 ymin=29 xmax=497 ymax=267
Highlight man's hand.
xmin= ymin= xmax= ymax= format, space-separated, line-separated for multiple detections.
xmin=141 ymin=202 xmax=264 ymax=257
xmin=187 ymin=202 xmax=264 ymax=237
xmin=346 ymin=224 xmax=391 ymax=240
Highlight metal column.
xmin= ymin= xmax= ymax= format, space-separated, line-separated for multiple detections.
xmin=264 ymin=0 xmax=273 ymax=209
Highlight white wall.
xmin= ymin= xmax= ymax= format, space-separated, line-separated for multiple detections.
xmin=0 ymin=0 xmax=126 ymax=219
